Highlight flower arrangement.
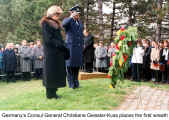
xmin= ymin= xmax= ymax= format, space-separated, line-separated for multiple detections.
xmin=108 ymin=26 xmax=138 ymax=88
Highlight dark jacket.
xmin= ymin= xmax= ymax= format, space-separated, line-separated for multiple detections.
xmin=83 ymin=34 xmax=95 ymax=64
xmin=160 ymin=48 xmax=169 ymax=64
xmin=143 ymin=47 xmax=151 ymax=69
xmin=42 ymin=18 xmax=69 ymax=88
xmin=3 ymin=49 xmax=17 ymax=72
xmin=62 ymin=17 xmax=84 ymax=67
xmin=0 ymin=51 xmax=3 ymax=70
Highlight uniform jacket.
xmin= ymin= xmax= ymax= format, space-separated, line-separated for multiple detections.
xmin=62 ymin=17 xmax=84 ymax=67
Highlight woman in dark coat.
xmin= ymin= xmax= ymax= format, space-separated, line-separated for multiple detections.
xmin=142 ymin=40 xmax=151 ymax=81
xmin=160 ymin=40 xmax=169 ymax=83
xmin=41 ymin=5 xmax=70 ymax=99
xmin=3 ymin=43 xmax=17 ymax=82
xmin=83 ymin=29 xmax=95 ymax=73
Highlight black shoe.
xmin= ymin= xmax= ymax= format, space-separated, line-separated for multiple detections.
xmin=54 ymin=94 xmax=60 ymax=99
xmin=72 ymin=87 xmax=76 ymax=89
xmin=47 ymin=94 xmax=60 ymax=99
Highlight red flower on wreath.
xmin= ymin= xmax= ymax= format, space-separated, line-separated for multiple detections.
xmin=107 ymin=75 xmax=112 ymax=78
xmin=115 ymin=44 xmax=120 ymax=50
xmin=120 ymin=35 xmax=125 ymax=40
xmin=127 ymin=41 xmax=132 ymax=47
xmin=123 ymin=54 xmax=128 ymax=62
xmin=168 ymin=60 xmax=169 ymax=65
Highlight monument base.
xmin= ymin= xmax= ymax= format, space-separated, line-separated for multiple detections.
xmin=78 ymin=72 xmax=107 ymax=80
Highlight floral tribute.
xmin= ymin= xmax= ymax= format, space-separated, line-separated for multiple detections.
xmin=108 ymin=26 xmax=138 ymax=88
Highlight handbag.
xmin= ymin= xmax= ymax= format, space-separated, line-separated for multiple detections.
xmin=160 ymin=64 xmax=165 ymax=71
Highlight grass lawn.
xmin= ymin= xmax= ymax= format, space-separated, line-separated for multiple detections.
xmin=0 ymin=78 xmax=169 ymax=110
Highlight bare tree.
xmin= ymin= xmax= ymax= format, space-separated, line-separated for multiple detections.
xmin=110 ymin=1 xmax=116 ymax=42
xmin=98 ymin=0 xmax=104 ymax=41
xmin=156 ymin=0 xmax=163 ymax=41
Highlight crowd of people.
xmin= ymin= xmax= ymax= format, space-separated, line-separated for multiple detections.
xmin=0 ymin=32 xmax=168 ymax=85
xmin=0 ymin=40 xmax=44 ymax=82
xmin=131 ymin=39 xmax=169 ymax=84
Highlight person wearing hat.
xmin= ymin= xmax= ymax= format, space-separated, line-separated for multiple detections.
xmin=62 ymin=5 xmax=84 ymax=89
xmin=40 ymin=5 xmax=70 ymax=99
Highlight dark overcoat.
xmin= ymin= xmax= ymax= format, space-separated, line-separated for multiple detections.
xmin=0 ymin=51 xmax=3 ymax=70
xmin=143 ymin=47 xmax=151 ymax=69
xmin=83 ymin=34 xmax=95 ymax=64
xmin=42 ymin=18 xmax=69 ymax=89
xmin=62 ymin=17 xmax=84 ymax=67
xmin=3 ymin=49 xmax=17 ymax=72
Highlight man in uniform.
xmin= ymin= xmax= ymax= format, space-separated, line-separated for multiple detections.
xmin=62 ymin=5 xmax=84 ymax=89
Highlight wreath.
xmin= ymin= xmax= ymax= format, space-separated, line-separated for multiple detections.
xmin=108 ymin=26 xmax=138 ymax=88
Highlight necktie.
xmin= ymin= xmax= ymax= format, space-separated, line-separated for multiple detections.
xmin=76 ymin=21 xmax=79 ymax=26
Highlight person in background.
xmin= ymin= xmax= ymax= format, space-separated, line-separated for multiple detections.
xmin=33 ymin=40 xmax=44 ymax=79
xmin=0 ymin=47 xmax=4 ymax=75
xmin=108 ymin=42 xmax=115 ymax=65
xmin=150 ymin=40 xmax=156 ymax=81
xmin=41 ymin=5 xmax=69 ymax=99
xmin=150 ymin=41 xmax=160 ymax=83
xmin=62 ymin=5 xmax=84 ymax=89
xmin=95 ymin=41 xmax=107 ymax=72
xmin=158 ymin=41 xmax=164 ymax=82
xmin=160 ymin=40 xmax=169 ymax=83
xmin=29 ymin=42 xmax=35 ymax=73
xmin=142 ymin=39 xmax=151 ymax=81
xmin=93 ymin=43 xmax=98 ymax=72
xmin=131 ymin=40 xmax=144 ymax=82
xmin=83 ymin=29 xmax=94 ymax=73
xmin=14 ymin=46 xmax=20 ymax=73
xmin=29 ymin=42 xmax=34 ymax=48
xmin=19 ymin=40 xmax=32 ymax=81
xmin=3 ymin=43 xmax=17 ymax=83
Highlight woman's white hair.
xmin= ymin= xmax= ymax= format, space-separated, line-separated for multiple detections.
xmin=47 ymin=5 xmax=63 ymax=17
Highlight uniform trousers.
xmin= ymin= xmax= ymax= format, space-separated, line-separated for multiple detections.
xmin=66 ymin=67 xmax=80 ymax=89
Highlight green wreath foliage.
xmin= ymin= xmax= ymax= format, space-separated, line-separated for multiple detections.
xmin=108 ymin=26 xmax=138 ymax=88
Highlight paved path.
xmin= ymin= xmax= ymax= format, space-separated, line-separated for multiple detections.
xmin=118 ymin=86 xmax=169 ymax=110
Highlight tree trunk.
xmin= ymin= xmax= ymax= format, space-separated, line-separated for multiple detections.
xmin=128 ymin=0 xmax=135 ymax=25
xmin=156 ymin=0 xmax=162 ymax=42
xmin=98 ymin=0 xmax=104 ymax=41
xmin=86 ymin=0 xmax=90 ymax=30
xmin=110 ymin=1 xmax=115 ymax=42
xmin=81 ymin=0 xmax=86 ymax=25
